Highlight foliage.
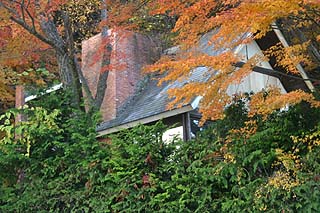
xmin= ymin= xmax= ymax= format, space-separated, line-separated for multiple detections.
xmin=0 ymin=65 xmax=56 ymax=114
xmin=1 ymin=0 xmax=319 ymax=120
xmin=0 ymin=90 xmax=99 ymax=211
xmin=0 ymin=0 xmax=113 ymax=111
xmin=217 ymin=101 xmax=320 ymax=212
xmin=105 ymin=0 xmax=177 ymax=50
xmin=0 ymin=0 xmax=173 ymax=112
xmin=1 ymin=92 xmax=320 ymax=212
xmin=1 ymin=1 xmax=320 ymax=211
xmin=0 ymin=66 xmax=16 ymax=111
xmin=145 ymin=0 xmax=320 ymax=122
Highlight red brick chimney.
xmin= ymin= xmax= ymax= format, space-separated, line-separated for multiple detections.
xmin=82 ymin=30 xmax=159 ymax=121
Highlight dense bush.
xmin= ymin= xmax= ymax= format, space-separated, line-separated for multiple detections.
xmin=0 ymin=92 xmax=319 ymax=212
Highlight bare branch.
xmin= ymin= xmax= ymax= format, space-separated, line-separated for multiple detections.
xmin=9 ymin=16 xmax=55 ymax=48
xmin=39 ymin=16 xmax=66 ymax=53
xmin=61 ymin=11 xmax=75 ymax=56
xmin=0 ymin=2 xmax=20 ymax=17
xmin=94 ymin=70 xmax=109 ymax=109
xmin=75 ymin=56 xmax=95 ymax=106
xmin=101 ymin=0 xmax=108 ymax=36
xmin=93 ymin=42 xmax=113 ymax=109
xmin=24 ymin=7 xmax=36 ymax=32
xmin=21 ymin=0 xmax=26 ymax=22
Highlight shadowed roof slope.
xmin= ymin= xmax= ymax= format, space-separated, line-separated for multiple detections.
xmin=96 ymin=67 xmax=207 ymax=133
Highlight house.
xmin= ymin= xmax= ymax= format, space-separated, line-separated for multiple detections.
xmin=81 ymin=28 xmax=300 ymax=140
xmin=16 ymin=28 xmax=314 ymax=140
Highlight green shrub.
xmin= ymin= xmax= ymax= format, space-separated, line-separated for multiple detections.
xmin=0 ymin=92 xmax=319 ymax=212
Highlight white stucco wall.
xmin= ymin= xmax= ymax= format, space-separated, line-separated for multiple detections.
xmin=227 ymin=40 xmax=286 ymax=95
xmin=162 ymin=126 xmax=183 ymax=143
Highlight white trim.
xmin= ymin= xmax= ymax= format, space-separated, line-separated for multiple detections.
xmin=25 ymin=83 xmax=63 ymax=102
xmin=191 ymin=96 xmax=202 ymax=109
xmin=97 ymin=105 xmax=194 ymax=137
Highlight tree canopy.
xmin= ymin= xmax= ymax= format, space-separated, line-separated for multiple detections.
xmin=0 ymin=0 xmax=113 ymax=112
xmin=1 ymin=2 xmax=320 ymax=210
xmin=0 ymin=0 xmax=174 ymax=113
xmin=1 ymin=0 xmax=319 ymax=119
xmin=145 ymin=0 xmax=320 ymax=122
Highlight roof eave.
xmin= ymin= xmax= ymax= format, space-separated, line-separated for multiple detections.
xmin=97 ymin=103 xmax=199 ymax=137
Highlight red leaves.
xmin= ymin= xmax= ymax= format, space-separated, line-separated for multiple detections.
xmin=143 ymin=153 xmax=154 ymax=187
xmin=142 ymin=174 xmax=150 ymax=187
xmin=145 ymin=152 xmax=155 ymax=168
xmin=0 ymin=26 xmax=12 ymax=47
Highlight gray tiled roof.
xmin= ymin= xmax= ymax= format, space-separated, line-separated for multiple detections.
xmin=96 ymin=66 xmax=208 ymax=132
xmin=96 ymin=31 xmax=227 ymax=132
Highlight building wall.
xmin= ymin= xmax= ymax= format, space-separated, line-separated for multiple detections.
xmin=227 ymin=40 xmax=287 ymax=95
xmin=81 ymin=30 xmax=159 ymax=121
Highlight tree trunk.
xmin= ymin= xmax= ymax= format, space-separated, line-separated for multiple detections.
xmin=1 ymin=2 xmax=110 ymax=113
xmin=39 ymin=14 xmax=84 ymax=110
xmin=56 ymin=52 xmax=83 ymax=110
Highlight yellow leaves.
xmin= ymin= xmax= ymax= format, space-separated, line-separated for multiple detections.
xmin=223 ymin=152 xmax=236 ymax=163
xmin=61 ymin=0 xmax=101 ymax=39
xmin=230 ymin=120 xmax=258 ymax=139
xmin=208 ymin=0 xmax=308 ymax=49
xmin=0 ymin=66 xmax=16 ymax=109
xmin=149 ymin=0 xmax=198 ymax=16
xmin=291 ymin=129 xmax=320 ymax=152
xmin=248 ymin=88 xmax=315 ymax=119
xmin=268 ymin=130 xmax=319 ymax=191
xmin=146 ymin=50 xmax=238 ymax=84
xmin=267 ymin=171 xmax=300 ymax=191
xmin=275 ymin=148 xmax=301 ymax=172
xmin=149 ymin=0 xmax=236 ymax=48
xmin=0 ymin=7 xmax=11 ymax=21
xmin=267 ymin=128 xmax=320 ymax=192
xmin=146 ymin=50 xmax=245 ymax=122
xmin=170 ymin=0 xmax=220 ymax=47
xmin=267 ymin=148 xmax=301 ymax=191
xmin=104 ymin=0 xmax=146 ymax=31
xmin=221 ymin=55 xmax=260 ymax=89
xmin=265 ymin=42 xmax=314 ymax=73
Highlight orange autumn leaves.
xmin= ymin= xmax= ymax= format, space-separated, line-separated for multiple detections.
xmin=1 ymin=0 xmax=319 ymax=120
xmin=249 ymin=88 xmax=319 ymax=118
xmin=150 ymin=0 xmax=239 ymax=48
xmin=0 ymin=0 xmax=65 ymax=68
xmin=144 ymin=0 xmax=320 ymax=122
xmin=0 ymin=0 xmax=69 ymax=108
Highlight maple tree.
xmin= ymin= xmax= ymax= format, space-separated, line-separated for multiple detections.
xmin=146 ymin=0 xmax=320 ymax=122
xmin=1 ymin=0 xmax=319 ymax=121
xmin=0 ymin=0 xmax=117 ymax=111
xmin=0 ymin=0 xmax=169 ymax=112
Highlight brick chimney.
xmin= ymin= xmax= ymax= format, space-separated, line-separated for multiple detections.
xmin=81 ymin=30 xmax=159 ymax=121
